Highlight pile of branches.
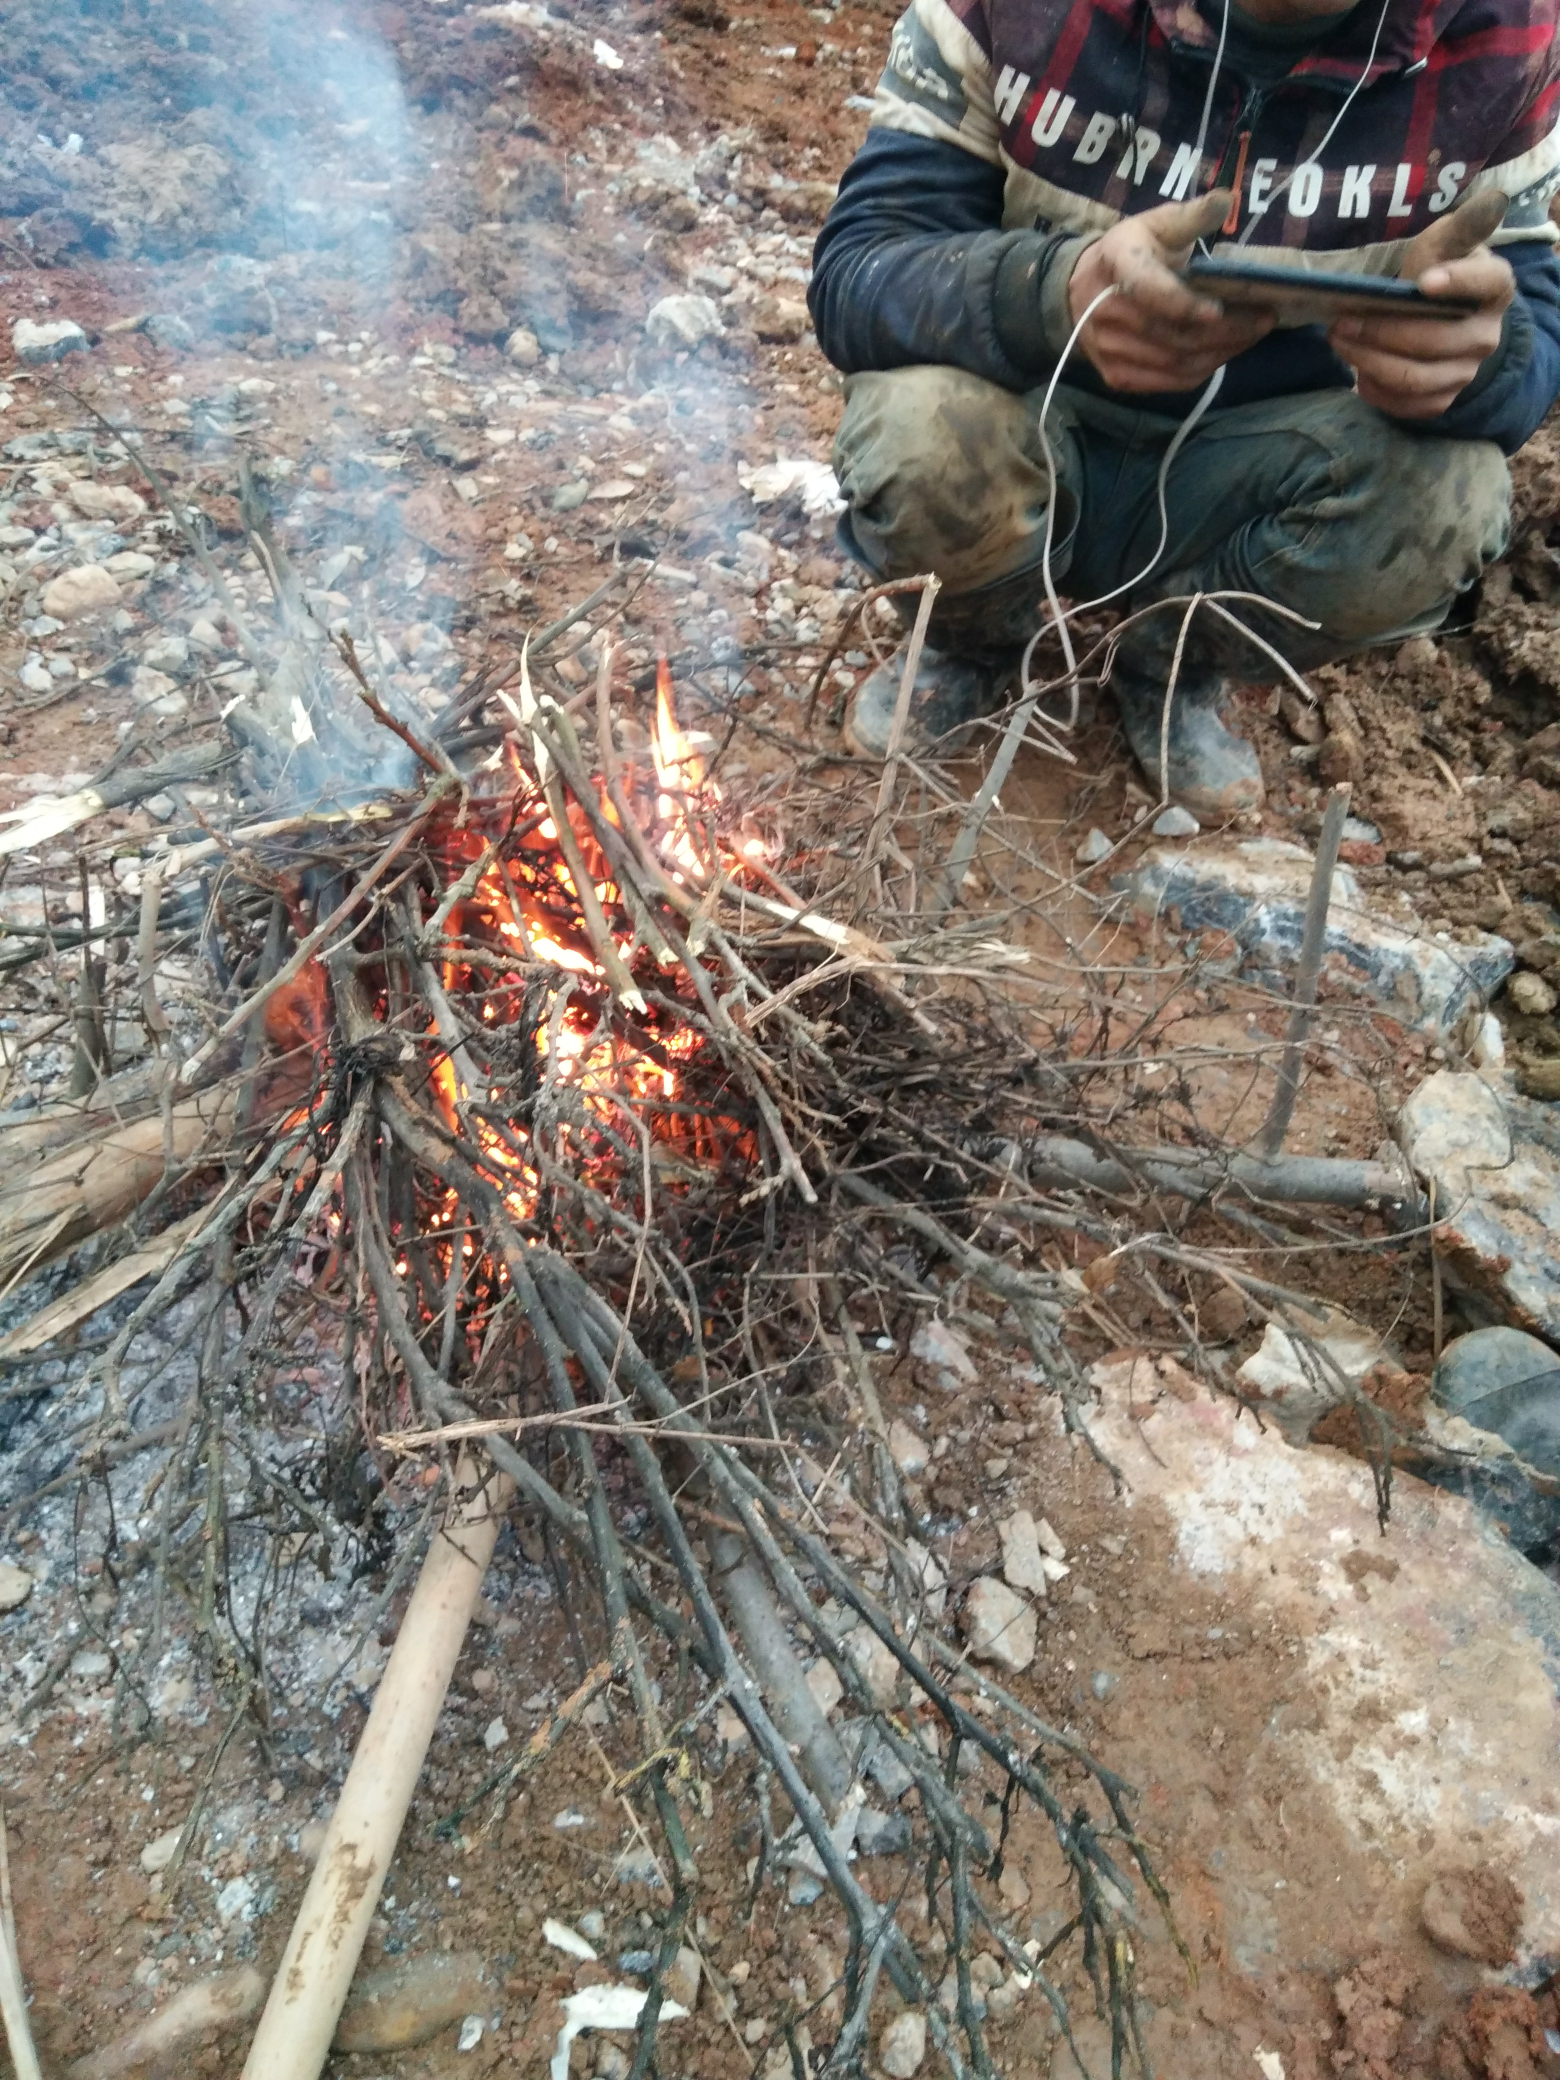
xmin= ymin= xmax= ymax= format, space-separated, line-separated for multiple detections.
xmin=0 ymin=465 xmax=1432 ymax=2078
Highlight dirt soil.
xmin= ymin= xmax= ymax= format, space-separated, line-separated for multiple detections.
xmin=2 ymin=0 xmax=1559 ymax=2077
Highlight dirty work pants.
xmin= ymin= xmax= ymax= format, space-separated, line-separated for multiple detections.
xmin=831 ymin=366 xmax=1512 ymax=683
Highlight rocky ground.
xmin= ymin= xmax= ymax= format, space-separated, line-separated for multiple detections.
xmin=2 ymin=0 xmax=1560 ymax=2076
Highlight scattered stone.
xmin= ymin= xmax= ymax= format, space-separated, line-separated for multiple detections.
xmin=334 ymin=1954 xmax=492 ymax=2052
xmin=504 ymin=326 xmax=542 ymax=367
xmin=68 ymin=481 xmax=147 ymax=524
xmin=68 ymin=1965 xmax=265 ymax=2080
xmin=188 ymin=617 xmax=225 ymax=650
xmin=842 ymin=1624 xmax=899 ymax=1707
xmin=552 ymin=482 xmax=589 ymax=513
xmin=961 ymin=1577 xmax=1036 ymax=1673
xmin=0 ymin=1562 xmax=33 ymax=1612
xmin=887 ymin=1418 xmax=927 ymax=1475
xmin=1420 ymin=1867 xmax=1523 ymax=1965
xmin=1342 ymin=815 xmax=1382 ymax=845
xmin=613 ymin=1841 xmax=664 ymax=1887
xmin=41 ymin=564 xmax=123 ymax=621
xmin=105 ymin=550 xmax=156 ymax=580
xmin=139 ymin=1826 xmax=184 ymax=1875
xmin=456 ymin=2014 xmax=484 ymax=2052
xmin=1152 ymin=804 xmax=1200 ymax=837
xmin=1123 ymin=840 xmax=1512 ymax=1037
xmin=1237 ymin=1303 xmax=1389 ymax=1441
xmin=215 ymin=1875 xmax=256 ymax=1923
xmin=880 ymin=2008 xmax=927 ymax=2078
xmin=482 ymin=1716 xmax=508 ymax=1750
xmin=578 ymin=1909 xmax=607 ymax=1941
xmin=856 ymin=1808 xmax=912 ymax=1856
xmin=909 ymin=1317 xmax=977 ymax=1392
xmin=715 ymin=1702 xmax=750 ymax=1752
xmin=804 ymin=1656 xmax=843 ymax=1716
xmin=1074 ymin=827 xmax=1112 ymax=865
xmin=751 ymin=294 xmax=811 ymax=343
xmin=70 ymin=1649 xmax=111 ymax=1682
xmin=998 ymin=1863 xmax=1032 ymax=1908
xmin=144 ymin=313 xmax=195 ymax=352
xmin=904 ymin=1536 xmax=947 ymax=1616
xmin=142 ymin=634 xmax=189 ymax=673
xmin=12 ymin=317 xmax=89 ymax=365
xmin=665 ymin=1945 xmax=702 ymax=2011
xmin=1035 ymin=1517 xmax=1066 ymax=1560
xmin=645 ymin=294 xmax=725 ymax=349
xmin=997 ymin=1510 xmax=1048 ymax=1597
xmin=1508 ymin=971 xmax=1557 ymax=1018
xmin=1090 ymin=1669 xmax=1118 ymax=1700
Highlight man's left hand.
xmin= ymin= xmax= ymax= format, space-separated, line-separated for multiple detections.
xmin=1329 ymin=189 xmax=1513 ymax=418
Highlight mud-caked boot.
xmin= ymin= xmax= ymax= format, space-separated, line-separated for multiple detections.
xmin=1109 ymin=664 xmax=1265 ymax=817
xmin=845 ymin=643 xmax=1022 ymax=759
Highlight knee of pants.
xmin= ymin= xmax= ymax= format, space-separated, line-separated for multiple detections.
xmin=1312 ymin=414 xmax=1511 ymax=643
xmin=832 ymin=366 xmax=1053 ymax=594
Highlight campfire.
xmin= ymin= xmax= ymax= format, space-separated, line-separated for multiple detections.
xmin=0 ymin=517 xmax=1187 ymax=2079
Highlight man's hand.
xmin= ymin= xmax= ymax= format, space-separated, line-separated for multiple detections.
xmin=1067 ymin=188 xmax=1277 ymax=391
xmin=1329 ymin=190 xmax=1513 ymax=418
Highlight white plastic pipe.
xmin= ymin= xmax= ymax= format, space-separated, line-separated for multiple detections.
xmin=241 ymin=1457 xmax=511 ymax=2080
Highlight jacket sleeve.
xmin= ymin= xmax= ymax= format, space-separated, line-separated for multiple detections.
xmin=808 ymin=128 xmax=1095 ymax=389
xmin=1407 ymin=240 xmax=1560 ymax=454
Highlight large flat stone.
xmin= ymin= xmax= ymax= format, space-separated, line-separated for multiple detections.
xmin=1086 ymin=1355 xmax=1560 ymax=1980
xmin=1122 ymin=840 xmax=1512 ymax=1037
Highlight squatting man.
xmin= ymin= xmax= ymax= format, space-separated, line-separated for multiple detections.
xmin=808 ymin=0 xmax=1560 ymax=814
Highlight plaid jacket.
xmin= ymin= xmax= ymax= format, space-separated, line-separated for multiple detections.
xmin=874 ymin=0 xmax=1560 ymax=261
xmin=810 ymin=0 xmax=1560 ymax=448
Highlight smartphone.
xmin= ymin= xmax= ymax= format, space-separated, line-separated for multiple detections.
xmin=1182 ymin=255 xmax=1481 ymax=323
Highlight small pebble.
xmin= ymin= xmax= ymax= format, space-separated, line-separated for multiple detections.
xmin=1074 ymin=827 xmax=1112 ymax=865
xmin=482 ymin=1717 xmax=508 ymax=1751
xmin=1090 ymin=1670 xmax=1118 ymax=1700
xmin=578 ymin=1910 xmax=606 ymax=1941
xmin=1508 ymin=971 xmax=1557 ymax=1018
xmin=1151 ymin=804 xmax=1201 ymax=837
xmin=456 ymin=2014 xmax=484 ymax=2052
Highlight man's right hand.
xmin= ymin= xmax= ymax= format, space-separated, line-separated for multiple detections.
xmin=1067 ymin=189 xmax=1277 ymax=391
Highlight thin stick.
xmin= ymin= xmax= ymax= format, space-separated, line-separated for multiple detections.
xmin=0 ymin=1804 xmax=42 ymax=2080
xmin=1256 ymin=784 xmax=1350 ymax=1161
xmin=862 ymin=576 xmax=939 ymax=876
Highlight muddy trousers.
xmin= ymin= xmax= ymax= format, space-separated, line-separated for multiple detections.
xmin=831 ymin=366 xmax=1512 ymax=685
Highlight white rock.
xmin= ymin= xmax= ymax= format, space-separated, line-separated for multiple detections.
xmin=18 ymin=659 xmax=51 ymax=695
xmin=216 ymin=1875 xmax=256 ymax=1923
xmin=1152 ymin=804 xmax=1201 ymax=837
xmin=68 ymin=481 xmax=147 ymax=524
xmin=645 ymin=294 xmax=724 ymax=350
xmin=142 ymin=635 xmax=189 ymax=673
xmin=0 ymin=1563 xmax=33 ymax=1612
xmin=804 ymin=1657 xmax=843 ymax=1717
xmin=542 ymin=1917 xmax=598 ymax=1961
xmin=842 ymin=1625 xmax=900 ymax=1707
xmin=71 ymin=1649 xmax=112 ymax=1682
xmin=904 ymin=1536 xmax=947 ymax=1616
xmin=665 ymin=1944 xmax=701 ymax=2010
xmin=188 ymin=617 xmax=225 ymax=650
xmin=909 ymin=1318 xmax=977 ymax=1391
xmin=715 ymin=1702 xmax=750 ymax=1751
xmin=12 ymin=318 xmax=88 ymax=365
xmin=41 ymin=564 xmax=122 ymax=621
xmin=1075 ymin=827 xmax=1113 ymax=864
xmin=880 ymin=2008 xmax=927 ymax=2078
xmin=998 ymin=1511 xmax=1048 ymax=1597
xmin=887 ymin=1419 xmax=927 ymax=1475
xmin=482 ymin=1717 xmax=508 ymax=1751
xmin=105 ymin=551 xmax=156 ymax=579
xmin=504 ymin=327 xmax=541 ymax=367
xmin=140 ymin=1825 xmax=184 ymax=1874
xmin=1237 ymin=1304 xmax=1389 ymax=1441
xmin=961 ymin=1577 xmax=1036 ymax=1673
xmin=457 ymin=2013 xmax=484 ymax=2051
xmin=1035 ymin=1517 xmax=1066 ymax=1560
xmin=1508 ymin=971 xmax=1557 ymax=1017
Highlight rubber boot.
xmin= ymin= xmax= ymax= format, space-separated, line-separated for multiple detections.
xmin=1110 ymin=664 xmax=1265 ymax=817
xmin=845 ymin=644 xmax=1022 ymax=758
